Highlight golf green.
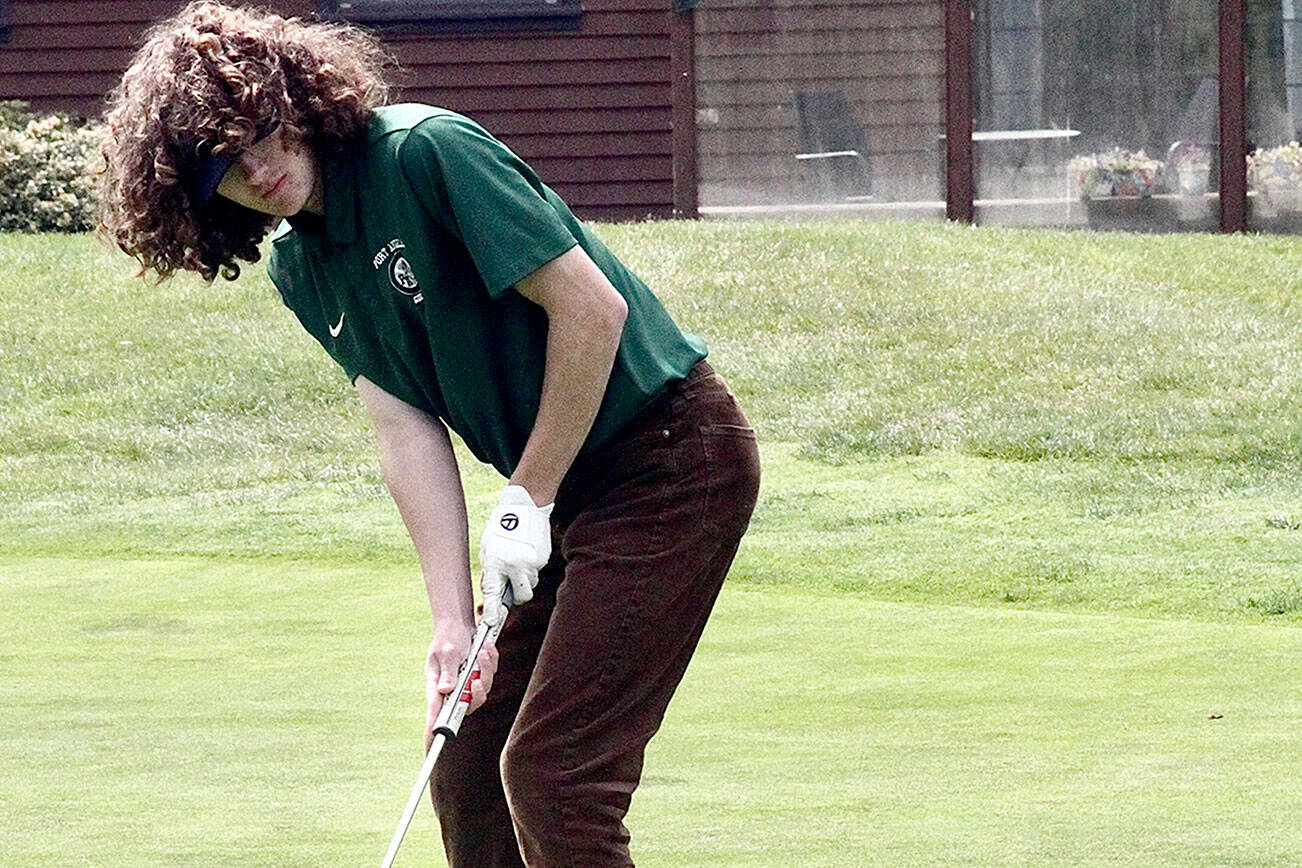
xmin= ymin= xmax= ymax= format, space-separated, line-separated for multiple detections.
xmin=3 ymin=556 xmax=1301 ymax=866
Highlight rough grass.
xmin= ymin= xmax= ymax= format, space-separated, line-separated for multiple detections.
xmin=5 ymin=223 xmax=1302 ymax=621
xmin=11 ymin=222 xmax=1302 ymax=497
xmin=604 ymin=220 xmax=1302 ymax=466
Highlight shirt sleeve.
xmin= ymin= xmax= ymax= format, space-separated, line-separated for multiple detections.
xmin=396 ymin=112 xmax=578 ymax=298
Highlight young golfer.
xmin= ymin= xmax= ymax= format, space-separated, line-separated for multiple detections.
xmin=99 ymin=3 xmax=760 ymax=865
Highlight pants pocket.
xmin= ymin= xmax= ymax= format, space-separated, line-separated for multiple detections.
xmin=701 ymin=422 xmax=761 ymax=539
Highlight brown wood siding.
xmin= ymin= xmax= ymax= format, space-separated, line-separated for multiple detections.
xmin=695 ymin=0 xmax=945 ymax=206
xmin=385 ymin=0 xmax=674 ymax=219
xmin=0 ymin=0 xmax=676 ymax=219
xmin=0 ymin=1 xmax=218 ymax=116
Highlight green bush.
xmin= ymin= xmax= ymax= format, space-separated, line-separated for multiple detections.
xmin=0 ymin=101 xmax=101 ymax=233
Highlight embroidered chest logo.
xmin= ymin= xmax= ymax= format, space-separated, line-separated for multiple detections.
xmin=372 ymin=238 xmax=423 ymax=303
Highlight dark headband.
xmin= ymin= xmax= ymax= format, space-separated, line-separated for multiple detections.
xmin=184 ymin=112 xmax=281 ymax=205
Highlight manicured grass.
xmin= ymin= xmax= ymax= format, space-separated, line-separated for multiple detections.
xmin=4 ymin=557 xmax=1302 ymax=866
xmin=5 ymin=221 xmax=1302 ymax=865
xmin=638 ymin=588 xmax=1302 ymax=868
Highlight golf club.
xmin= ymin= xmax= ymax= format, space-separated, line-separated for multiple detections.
xmin=380 ymin=586 xmax=514 ymax=868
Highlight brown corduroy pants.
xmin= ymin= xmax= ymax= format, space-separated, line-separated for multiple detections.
xmin=431 ymin=362 xmax=761 ymax=867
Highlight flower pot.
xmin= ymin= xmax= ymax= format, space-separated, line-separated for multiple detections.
xmin=1263 ymin=189 xmax=1302 ymax=213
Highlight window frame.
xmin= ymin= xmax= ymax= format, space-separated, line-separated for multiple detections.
xmin=317 ymin=0 xmax=584 ymax=34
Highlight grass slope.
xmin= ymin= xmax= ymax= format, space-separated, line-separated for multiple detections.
xmin=4 ymin=224 xmax=1302 ymax=621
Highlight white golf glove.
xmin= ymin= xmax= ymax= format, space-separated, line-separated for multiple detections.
xmin=479 ymin=485 xmax=553 ymax=626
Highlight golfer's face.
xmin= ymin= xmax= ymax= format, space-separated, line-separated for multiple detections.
xmin=215 ymin=126 xmax=319 ymax=217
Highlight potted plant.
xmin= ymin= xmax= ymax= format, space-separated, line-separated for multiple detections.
xmin=1069 ymin=148 xmax=1165 ymax=199
xmin=1069 ymin=148 xmax=1172 ymax=230
xmin=1248 ymin=142 xmax=1302 ymax=212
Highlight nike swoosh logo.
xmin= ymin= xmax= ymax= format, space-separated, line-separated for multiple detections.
xmin=329 ymin=312 xmax=345 ymax=338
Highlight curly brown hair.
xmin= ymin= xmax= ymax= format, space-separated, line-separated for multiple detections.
xmin=99 ymin=2 xmax=392 ymax=281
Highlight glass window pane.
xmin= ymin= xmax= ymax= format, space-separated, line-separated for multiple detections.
xmin=695 ymin=0 xmax=943 ymax=220
xmin=974 ymin=0 xmax=1218 ymax=232
xmin=1248 ymin=0 xmax=1302 ymax=231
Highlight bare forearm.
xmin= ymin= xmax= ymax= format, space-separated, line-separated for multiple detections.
xmin=509 ymin=305 xmax=622 ymax=504
xmin=380 ymin=426 xmax=473 ymax=624
xmin=356 ymin=376 xmax=474 ymax=627
xmin=509 ymin=246 xmax=628 ymax=505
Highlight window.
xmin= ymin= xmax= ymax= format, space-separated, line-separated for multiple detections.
xmin=318 ymin=0 xmax=583 ymax=32
xmin=0 ymin=0 xmax=10 ymax=45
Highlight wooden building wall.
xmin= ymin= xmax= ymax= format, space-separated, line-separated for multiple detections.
xmin=0 ymin=0 xmax=679 ymax=219
xmin=387 ymin=0 xmax=676 ymax=219
xmin=695 ymin=0 xmax=945 ymax=205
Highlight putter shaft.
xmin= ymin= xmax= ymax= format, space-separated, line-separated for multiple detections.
xmin=380 ymin=732 xmax=449 ymax=868
xmin=380 ymin=590 xmax=512 ymax=868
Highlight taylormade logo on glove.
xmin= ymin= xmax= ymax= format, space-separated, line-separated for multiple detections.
xmin=480 ymin=485 xmax=554 ymax=626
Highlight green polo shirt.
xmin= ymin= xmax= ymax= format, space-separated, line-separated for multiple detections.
xmin=267 ymin=104 xmax=706 ymax=478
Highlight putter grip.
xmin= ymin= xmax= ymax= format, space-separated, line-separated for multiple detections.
xmin=430 ymin=585 xmax=513 ymax=740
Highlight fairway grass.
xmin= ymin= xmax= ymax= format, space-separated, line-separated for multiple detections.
xmin=4 ymin=556 xmax=1302 ymax=867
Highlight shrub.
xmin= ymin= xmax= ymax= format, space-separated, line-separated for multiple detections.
xmin=0 ymin=101 xmax=101 ymax=233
